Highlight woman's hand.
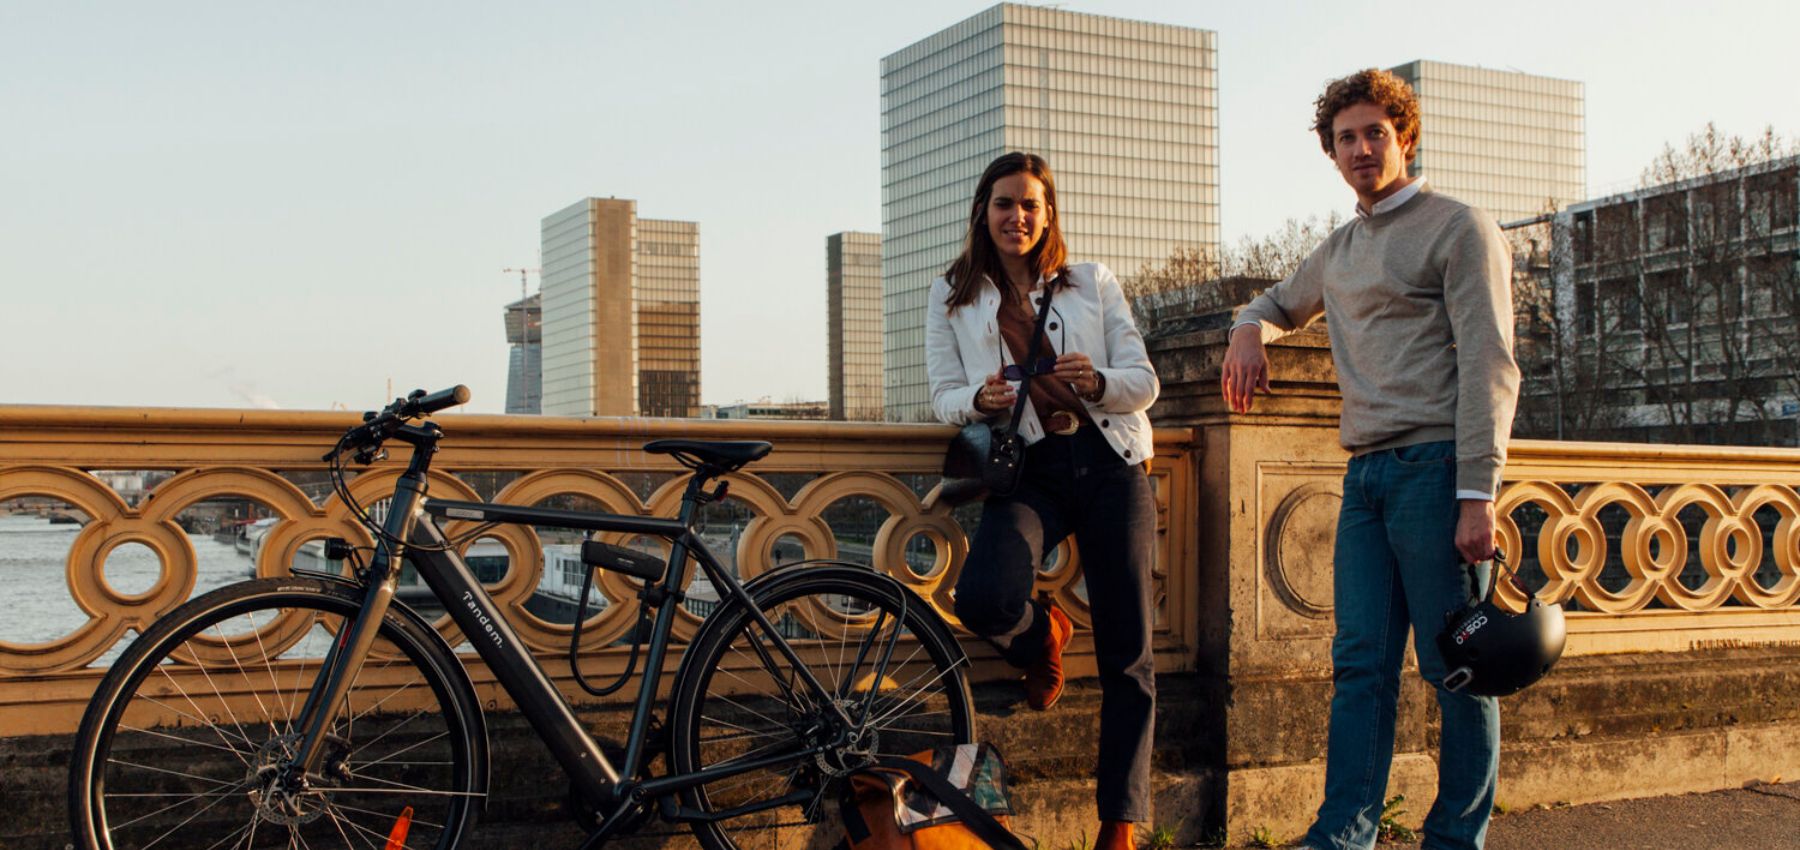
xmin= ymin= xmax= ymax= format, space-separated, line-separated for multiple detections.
xmin=1052 ymin=352 xmax=1103 ymax=399
xmin=974 ymin=369 xmax=1017 ymax=414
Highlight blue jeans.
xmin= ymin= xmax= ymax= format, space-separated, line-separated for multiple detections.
xmin=1303 ymin=441 xmax=1499 ymax=850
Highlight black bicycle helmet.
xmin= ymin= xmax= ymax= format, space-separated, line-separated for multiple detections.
xmin=1437 ymin=552 xmax=1567 ymax=697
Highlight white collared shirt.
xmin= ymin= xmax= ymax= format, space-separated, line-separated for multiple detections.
xmin=1357 ymin=176 xmax=1427 ymax=218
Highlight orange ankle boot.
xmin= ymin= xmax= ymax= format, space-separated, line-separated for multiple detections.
xmin=1096 ymin=819 xmax=1134 ymax=850
xmin=1023 ymin=594 xmax=1072 ymax=711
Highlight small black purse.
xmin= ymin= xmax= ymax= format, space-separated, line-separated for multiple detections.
xmin=940 ymin=284 xmax=1056 ymax=506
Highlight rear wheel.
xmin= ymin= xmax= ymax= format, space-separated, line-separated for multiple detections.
xmin=68 ymin=577 xmax=486 ymax=850
xmin=668 ymin=567 xmax=975 ymax=850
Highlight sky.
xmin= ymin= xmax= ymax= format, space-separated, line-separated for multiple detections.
xmin=4 ymin=1 xmax=1797 ymax=414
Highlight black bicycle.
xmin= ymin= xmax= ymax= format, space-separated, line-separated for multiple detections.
xmin=68 ymin=386 xmax=975 ymax=849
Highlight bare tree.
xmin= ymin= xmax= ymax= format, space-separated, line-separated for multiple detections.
xmin=1508 ymin=204 xmax=1634 ymax=440
xmin=1125 ymin=214 xmax=1344 ymax=333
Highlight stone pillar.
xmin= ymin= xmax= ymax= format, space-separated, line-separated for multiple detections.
xmin=1149 ymin=325 xmax=1440 ymax=842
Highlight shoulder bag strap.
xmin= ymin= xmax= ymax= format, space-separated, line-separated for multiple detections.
xmin=1003 ymin=276 xmax=1059 ymax=432
xmin=868 ymin=755 xmax=1027 ymax=850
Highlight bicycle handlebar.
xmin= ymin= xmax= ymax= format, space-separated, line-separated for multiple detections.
xmin=412 ymin=384 xmax=472 ymax=416
xmin=324 ymin=385 xmax=470 ymax=462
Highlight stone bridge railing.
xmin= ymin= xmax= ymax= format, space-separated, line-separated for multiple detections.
xmin=4 ymin=383 xmax=1799 ymax=841
xmin=1152 ymin=327 xmax=1800 ymax=841
xmin=0 ymin=406 xmax=1202 ymax=735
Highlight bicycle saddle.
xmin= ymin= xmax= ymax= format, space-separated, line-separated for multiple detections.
xmin=643 ymin=439 xmax=773 ymax=472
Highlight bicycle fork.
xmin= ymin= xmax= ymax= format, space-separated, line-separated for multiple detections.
xmin=281 ymin=472 xmax=426 ymax=787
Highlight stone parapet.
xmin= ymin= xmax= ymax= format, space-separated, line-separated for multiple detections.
xmin=3 ymin=326 xmax=1800 ymax=846
xmin=1140 ymin=321 xmax=1800 ymax=845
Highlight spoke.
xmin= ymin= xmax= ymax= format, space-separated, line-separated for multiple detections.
xmin=794 ymin=596 xmax=841 ymax=694
xmin=699 ymin=732 xmax=805 ymax=772
xmin=859 ymin=670 xmax=941 ymax=722
xmin=331 ymin=800 xmax=447 ymax=831
xmin=247 ymin=608 xmax=298 ymax=738
xmin=218 ymin=620 xmax=282 ymax=733
xmin=342 ymin=664 xmax=419 ymax=731
xmin=153 ymin=667 xmax=257 ymax=766
xmin=736 ymin=618 xmax=813 ymax=713
xmin=862 ymin=670 xmax=958 ymax=734
xmin=135 ymin=692 xmax=256 ymax=750
xmin=323 ymin=805 xmax=365 ymax=850
xmin=131 ymin=770 xmax=250 ymax=850
xmin=862 ymin=677 xmax=951 ymax=733
xmin=108 ymin=757 xmax=243 ymax=789
xmin=719 ymin=644 xmax=811 ymax=718
xmin=696 ymin=712 xmax=786 ymax=742
xmin=344 ymin=707 xmax=436 ymax=761
xmin=105 ymin=789 xmax=247 ymax=799
xmin=199 ymin=821 xmax=254 ymax=850
xmin=697 ymin=725 xmax=791 ymax=746
xmin=109 ymin=777 xmax=251 ymax=831
xmin=189 ymin=647 xmax=261 ymax=763
xmin=706 ymin=749 xmax=812 ymax=814
xmin=841 ymin=608 xmax=892 ymax=701
xmin=330 ymin=804 xmax=426 ymax=850
xmin=341 ymin=767 xmax=463 ymax=796
xmin=309 ymin=786 xmax=484 ymax=797
xmin=700 ymin=687 xmax=792 ymax=734
xmin=286 ymin=618 xmax=327 ymax=743
xmin=119 ymin=721 xmax=256 ymax=758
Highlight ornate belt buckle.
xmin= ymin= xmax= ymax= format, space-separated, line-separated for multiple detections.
xmin=1050 ymin=414 xmax=1080 ymax=436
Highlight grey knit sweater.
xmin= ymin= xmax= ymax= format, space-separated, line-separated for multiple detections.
xmin=1234 ymin=185 xmax=1519 ymax=495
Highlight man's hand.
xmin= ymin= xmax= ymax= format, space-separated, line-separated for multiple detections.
xmin=1221 ymin=324 xmax=1271 ymax=413
xmin=1455 ymin=499 xmax=1497 ymax=565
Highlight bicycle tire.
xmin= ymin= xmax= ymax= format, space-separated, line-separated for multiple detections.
xmin=68 ymin=577 xmax=488 ymax=850
xmin=667 ymin=565 xmax=975 ymax=850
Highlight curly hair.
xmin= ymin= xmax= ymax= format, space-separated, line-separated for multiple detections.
xmin=1312 ymin=69 xmax=1420 ymax=161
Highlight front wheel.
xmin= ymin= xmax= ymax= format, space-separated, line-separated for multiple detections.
xmin=68 ymin=577 xmax=487 ymax=850
xmin=668 ymin=566 xmax=975 ymax=850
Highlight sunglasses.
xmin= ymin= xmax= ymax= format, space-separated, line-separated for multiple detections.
xmin=1001 ymin=357 xmax=1058 ymax=381
xmin=993 ymin=306 xmax=1058 ymax=381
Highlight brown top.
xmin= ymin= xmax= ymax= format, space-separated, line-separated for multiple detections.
xmin=997 ymin=287 xmax=1090 ymax=435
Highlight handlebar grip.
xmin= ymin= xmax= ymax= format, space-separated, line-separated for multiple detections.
xmin=413 ymin=385 xmax=471 ymax=415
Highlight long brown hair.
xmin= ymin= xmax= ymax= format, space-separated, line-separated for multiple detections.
xmin=943 ymin=152 xmax=1070 ymax=309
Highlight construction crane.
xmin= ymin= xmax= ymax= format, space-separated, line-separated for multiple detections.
xmin=503 ymin=267 xmax=541 ymax=344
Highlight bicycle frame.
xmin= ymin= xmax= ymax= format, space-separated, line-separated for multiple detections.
xmin=289 ymin=428 xmax=860 ymax=827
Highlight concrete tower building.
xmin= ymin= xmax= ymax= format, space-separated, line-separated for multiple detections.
xmin=827 ymin=231 xmax=884 ymax=421
xmin=539 ymin=198 xmax=701 ymax=418
xmin=1390 ymin=60 xmax=1586 ymax=225
xmin=502 ymin=292 xmax=542 ymax=414
xmin=881 ymin=4 xmax=1219 ymax=420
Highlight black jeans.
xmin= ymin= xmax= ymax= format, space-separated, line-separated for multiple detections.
xmin=953 ymin=427 xmax=1158 ymax=823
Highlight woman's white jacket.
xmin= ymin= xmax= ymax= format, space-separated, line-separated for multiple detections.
xmin=925 ymin=262 xmax=1159 ymax=463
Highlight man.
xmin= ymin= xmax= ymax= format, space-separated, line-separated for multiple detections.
xmin=1221 ymin=69 xmax=1519 ymax=850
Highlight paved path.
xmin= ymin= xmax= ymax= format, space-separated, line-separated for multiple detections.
xmin=461 ymin=781 xmax=1800 ymax=848
xmin=1373 ymin=781 xmax=1800 ymax=850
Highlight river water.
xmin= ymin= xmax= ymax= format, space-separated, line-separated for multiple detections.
xmin=0 ymin=514 xmax=253 ymax=649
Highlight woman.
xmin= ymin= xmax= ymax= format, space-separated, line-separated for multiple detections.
xmin=925 ymin=151 xmax=1160 ymax=849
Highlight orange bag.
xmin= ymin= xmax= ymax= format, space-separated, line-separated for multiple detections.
xmin=835 ymin=744 xmax=1024 ymax=849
